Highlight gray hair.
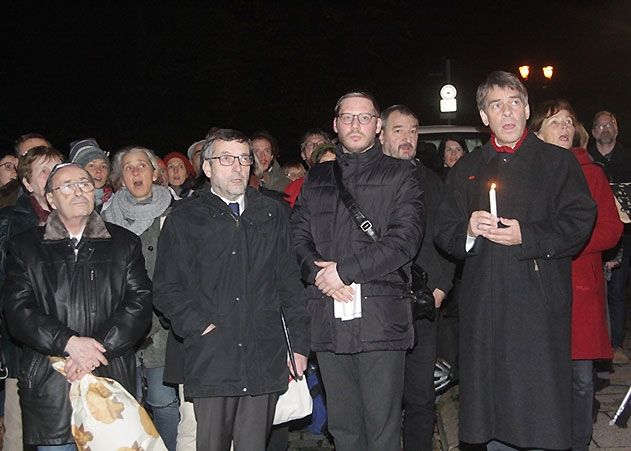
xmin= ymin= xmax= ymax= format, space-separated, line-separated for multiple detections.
xmin=380 ymin=104 xmax=419 ymax=129
xmin=476 ymin=71 xmax=528 ymax=111
xmin=299 ymin=129 xmax=332 ymax=151
xmin=201 ymin=128 xmax=251 ymax=160
xmin=592 ymin=110 xmax=617 ymax=128
xmin=110 ymin=146 xmax=160 ymax=187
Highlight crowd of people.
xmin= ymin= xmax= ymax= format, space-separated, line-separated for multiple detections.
xmin=0 ymin=70 xmax=629 ymax=451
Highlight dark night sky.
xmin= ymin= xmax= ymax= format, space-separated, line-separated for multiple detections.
xmin=2 ymin=1 xmax=631 ymax=160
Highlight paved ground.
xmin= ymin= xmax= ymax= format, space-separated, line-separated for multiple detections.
xmin=288 ymin=340 xmax=631 ymax=451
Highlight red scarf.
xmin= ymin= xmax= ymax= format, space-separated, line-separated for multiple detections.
xmin=491 ymin=128 xmax=528 ymax=154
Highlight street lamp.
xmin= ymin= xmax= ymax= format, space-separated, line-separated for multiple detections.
xmin=518 ymin=65 xmax=530 ymax=80
xmin=542 ymin=66 xmax=554 ymax=79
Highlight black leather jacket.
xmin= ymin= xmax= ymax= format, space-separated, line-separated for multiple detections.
xmin=2 ymin=211 xmax=152 ymax=445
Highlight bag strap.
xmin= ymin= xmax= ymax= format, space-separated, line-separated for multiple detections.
xmin=332 ymin=161 xmax=410 ymax=285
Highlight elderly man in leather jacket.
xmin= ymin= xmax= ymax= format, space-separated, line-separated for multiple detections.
xmin=2 ymin=163 xmax=152 ymax=449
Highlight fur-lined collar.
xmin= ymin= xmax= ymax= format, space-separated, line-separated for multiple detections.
xmin=43 ymin=210 xmax=111 ymax=241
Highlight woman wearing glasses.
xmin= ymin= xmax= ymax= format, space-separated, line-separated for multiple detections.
xmin=102 ymin=146 xmax=179 ymax=450
xmin=0 ymin=148 xmax=19 ymax=208
xmin=531 ymin=100 xmax=623 ymax=451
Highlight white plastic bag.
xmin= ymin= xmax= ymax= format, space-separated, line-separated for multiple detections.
xmin=273 ymin=377 xmax=313 ymax=425
xmin=52 ymin=359 xmax=167 ymax=451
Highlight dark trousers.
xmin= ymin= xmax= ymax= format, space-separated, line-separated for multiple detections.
xmin=608 ymin=234 xmax=631 ymax=347
xmin=193 ymin=393 xmax=277 ymax=451
xmin=403 ymin=317 xmax=438 ymax=451
xmin=572 ymin=360 xmax=593 ymax=451
xmin=266 ymin=424 xmax=289 ymax=451
xmin=317 ymin=350 xmax=405 ymax=451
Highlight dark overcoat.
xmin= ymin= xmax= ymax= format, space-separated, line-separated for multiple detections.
xmin=435 ymin=133 xmax=596 ymax=449
xmin=153 ymin=186 xmax=309 ymax=398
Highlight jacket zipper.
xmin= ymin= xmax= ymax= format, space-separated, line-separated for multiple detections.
xmin=89 ymin=269 xmax=97 ymax=314
xmin=26 ymin=354 xmax=44 ymax=389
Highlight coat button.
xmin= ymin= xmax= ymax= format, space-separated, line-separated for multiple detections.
xmin=231 ymin=251 xmax=236 ymax=255
xmin=242 ymin=387 xmax=247 ymax=392
xmin=235 ymin=297 xmax=239 ymax=301
xmin=148 ymin=246 xmax=154 ymax=251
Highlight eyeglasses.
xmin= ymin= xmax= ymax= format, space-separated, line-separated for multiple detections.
xmin=594 ymin=122 xmax=616 ymax=131
xmin=304 ymin=140 xmax=326 ymax=150
xmin=208 ymin=155 xmax=254 ymax=166
xmin=51 ymin=181 xmax=95 ymax=195
xmin=0 ymin=162 xmax=16 ymax=171
xmin=337 ymin=113 xmax=377 ymax=125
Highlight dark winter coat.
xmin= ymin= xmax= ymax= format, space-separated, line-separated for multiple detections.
xmin=291 ymin=142 xmax=425 ymax=353
xmin=2 ymin=211 xmax=152 ymax=445
xmin=435 ymin=133 xmax=596 ymax=449
xmin=414 ymin=162 xmax=455 ymax=295
xmin=153 ymin=186 xmax=309 ymax=398
xmin=570 ymin=148 xmax=622 ymax=359
xmin=0 ymin=193 xmax=38 ymax=377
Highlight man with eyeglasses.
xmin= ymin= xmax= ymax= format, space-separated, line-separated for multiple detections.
xmin=154 ymin=128 xmax=309 ymax=451
xmin=300 ymin=129 xmax=331 ymax=168
xmin=588 ymin=111 xmax=631 ymax=364
xmin=292 ymin=91 xmax=424 ymax=451
xmin=2 ymin=162 xmax=152 ymax=450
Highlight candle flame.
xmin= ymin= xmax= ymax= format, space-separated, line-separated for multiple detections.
xmin=491 ymin=182 xmax=496 ymax=189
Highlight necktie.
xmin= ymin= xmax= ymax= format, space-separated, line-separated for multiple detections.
xmin=71 ymin=237 xmax=80 ymax=249
xmin=228 ymin=202 xmax=240 ymax=218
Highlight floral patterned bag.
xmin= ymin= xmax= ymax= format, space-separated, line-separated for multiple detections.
xmin=51 ymin=358 xmax=167 ymax=451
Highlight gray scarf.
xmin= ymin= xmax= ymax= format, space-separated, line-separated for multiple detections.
xmin=103 ymin=185 xmax=172 ymax=236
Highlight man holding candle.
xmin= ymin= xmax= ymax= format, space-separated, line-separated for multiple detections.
xmin=435 ymin=71 xmax=596 ymax=451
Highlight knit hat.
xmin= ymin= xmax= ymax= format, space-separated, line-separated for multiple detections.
xmin=187 ymin=140 xmax=205 ymax=161
xmin=69 ymin=139 xmax=109 ymax=168
xmin=163 ymin=152 xmax=194 ymax=177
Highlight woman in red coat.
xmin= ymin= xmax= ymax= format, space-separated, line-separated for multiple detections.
xmin=531 ymin=99 xmax=623 ymax=451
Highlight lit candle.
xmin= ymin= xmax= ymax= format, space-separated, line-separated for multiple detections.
xmin=489 ymin=183 xmax=497 ymax=217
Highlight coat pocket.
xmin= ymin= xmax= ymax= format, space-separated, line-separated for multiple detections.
xmin=18 ymin=351 xmax=48 ymax=396
xmin=360 ymin=295 xmax=412 ymax=344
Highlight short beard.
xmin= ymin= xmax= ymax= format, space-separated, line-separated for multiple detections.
xmin=597 ymin=134 xmax=615 ymax=146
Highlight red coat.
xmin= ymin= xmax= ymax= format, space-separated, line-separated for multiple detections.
xmin=570 ymin=148 xmax=623 ymax=359
xmin=284 ymin=176 xmax=304 ymax=208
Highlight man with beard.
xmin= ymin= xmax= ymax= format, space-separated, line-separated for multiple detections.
xmin=292 ymin=92 xmax=424 ymax=451
xmin=379 ymin=104 xmax=455 ymax=451
xmin=435 ymin=71 xmax=596 ymax=450
xmin=587 ymin=111 xmax=631 ymax=364
xmin=154 ymin=128 xmax=309 ymax=451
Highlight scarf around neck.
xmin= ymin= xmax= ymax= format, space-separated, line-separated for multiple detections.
xmin=103 ymin=185 xmax=172 ymax=236
xmin=491 ymin=128 xmax=528 ymax=154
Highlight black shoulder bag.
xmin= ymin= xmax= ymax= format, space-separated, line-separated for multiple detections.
xmin=332 ymin=162 xmax=436 ymax=321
